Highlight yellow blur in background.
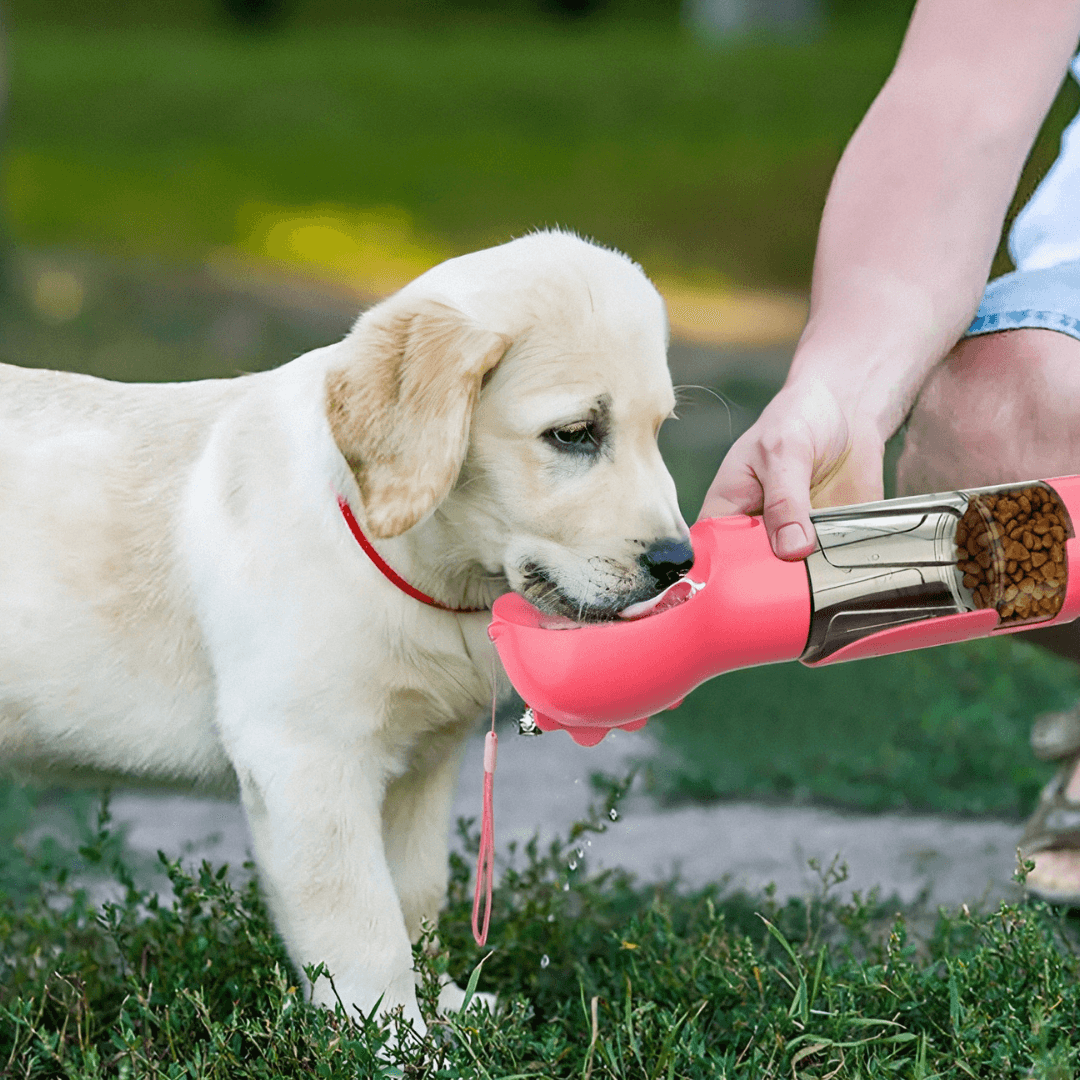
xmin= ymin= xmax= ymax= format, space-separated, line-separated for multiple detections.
xmin=229 ymin=201 xmax=808 ymax=346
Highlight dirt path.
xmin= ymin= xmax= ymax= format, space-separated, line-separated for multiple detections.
xmin=108 ymin=726 xmax=1023 ymax=913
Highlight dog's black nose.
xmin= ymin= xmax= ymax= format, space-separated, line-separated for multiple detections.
xmin=640 ymin=537 xmax=694 ymax=590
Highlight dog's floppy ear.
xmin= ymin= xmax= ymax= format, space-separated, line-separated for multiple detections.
xmin=326 ymin=296 xmax=509 ymax=538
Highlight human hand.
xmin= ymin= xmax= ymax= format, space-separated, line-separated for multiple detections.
xmin=697 ymin=377 xmax=885 ymax=560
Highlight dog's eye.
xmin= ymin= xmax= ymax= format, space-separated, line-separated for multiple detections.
xmin=545 ymin=421 xmax=598 ymax=451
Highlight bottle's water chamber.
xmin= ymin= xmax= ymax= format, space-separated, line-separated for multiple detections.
xmin=802 ymin=481 xmax=1075 ymax=664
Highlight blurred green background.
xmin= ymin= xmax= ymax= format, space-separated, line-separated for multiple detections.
xmin=0 ymin=0 xmax=1078 ymax=874
xmin=5 ymin=8 xmax=891 ymax=290
xmin=3 ymin=0 xmax=1075 ymax=291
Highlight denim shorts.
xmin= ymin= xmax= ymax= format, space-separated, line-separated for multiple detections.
xmin=967 ymin=52 xmax=1080 ymax=343
xmin=966 ymin=259 xmax=1080 ymax=343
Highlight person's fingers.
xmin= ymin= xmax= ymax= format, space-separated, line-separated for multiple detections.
xmin=697 ymin=448 xmax=764 ymax=521
xmin=696 ymin=489 xmax=745 ymax=520
xmin=697 ymin=377 xmax=861 ymax=560
xmin=698 ymin=432 xmax=817 ymax=558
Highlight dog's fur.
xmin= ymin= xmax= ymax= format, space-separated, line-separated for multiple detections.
xmin=0 ymin=231 xmax=687 ymax=1027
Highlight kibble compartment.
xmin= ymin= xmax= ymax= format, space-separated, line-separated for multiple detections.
xmin=802 ymin=480 xmax=1078 ymax=664
xmin=955 ymin=483 xmax=1074 ymax=627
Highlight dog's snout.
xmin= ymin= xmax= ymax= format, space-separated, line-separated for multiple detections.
xmin=640 ymin=537 xmax=694 ymax=590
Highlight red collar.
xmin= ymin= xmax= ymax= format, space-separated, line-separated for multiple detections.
xmin=337 ymin=496 xmax=487 ymax=613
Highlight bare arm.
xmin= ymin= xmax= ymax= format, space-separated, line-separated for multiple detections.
xmin=701 ymin=0 xmax=1080 ymax=557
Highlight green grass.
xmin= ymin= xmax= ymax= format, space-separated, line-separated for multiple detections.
xmin=3 ymin=790 xmax=1080 ymax=1077
xmin=4 ymin=17 xmax=1080 ymax=1073
xmin=0 ymin=20 xmax=905 ymax=291
xmin=650 ymin=635 xmax=1080 ymax=817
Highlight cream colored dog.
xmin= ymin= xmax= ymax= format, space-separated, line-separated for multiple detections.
xmin=0 ymin=231 xmax=690 ymax=1030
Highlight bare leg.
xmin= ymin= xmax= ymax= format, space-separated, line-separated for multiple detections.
xmin=898 ymin=327 xmax=1080 ymax=896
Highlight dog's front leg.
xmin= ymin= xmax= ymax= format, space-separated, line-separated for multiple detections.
xmin=382 ymin=722 xmax=472 ymax=944
xmin=382 ymin=721 xmax=499 ymax=1016
xmin=230 ymin=728 xmax=425 ymax=1032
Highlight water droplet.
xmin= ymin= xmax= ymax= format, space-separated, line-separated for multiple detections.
xmin=540 ymin=954 xmax=550 ymax=968
xmin=609 ymin=808 xmax=619 ymax=821
xmin=568 ymin=859 xmax=577 ymax=870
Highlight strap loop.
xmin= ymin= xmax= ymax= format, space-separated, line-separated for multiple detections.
xmin=471 ymin=729 xmax=498 ymax=947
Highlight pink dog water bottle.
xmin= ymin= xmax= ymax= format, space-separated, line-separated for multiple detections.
xmin=488 ymin=476 xmax=1080 ymax=744
xmin=488 ymin=513 xmax=812 ymax=745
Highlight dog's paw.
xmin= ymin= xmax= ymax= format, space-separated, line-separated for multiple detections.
xmin=437 ymin=976 xmax=497 ymax=1016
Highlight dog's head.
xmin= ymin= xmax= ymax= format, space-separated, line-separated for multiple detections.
xmin=326 ymin=231 xmax=690 ymax=621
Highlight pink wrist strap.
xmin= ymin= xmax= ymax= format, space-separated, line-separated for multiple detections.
xmin=472 ymin=729 xmax=497 ymax=947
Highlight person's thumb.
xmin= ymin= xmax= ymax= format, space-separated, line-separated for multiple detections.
xmin=759 ymin=446 xmax=817 ymax=560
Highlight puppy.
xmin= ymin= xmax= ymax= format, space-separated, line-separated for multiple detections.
xmin=0 ymin=230 xmax=690 ymax=1029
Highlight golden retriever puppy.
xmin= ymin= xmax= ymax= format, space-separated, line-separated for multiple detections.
xmin=0 ymin=230 xmax=690 ymax=1030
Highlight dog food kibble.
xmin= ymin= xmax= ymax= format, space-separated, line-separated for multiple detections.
xmin=955 ymin=485 xmax=1072 ymax=625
